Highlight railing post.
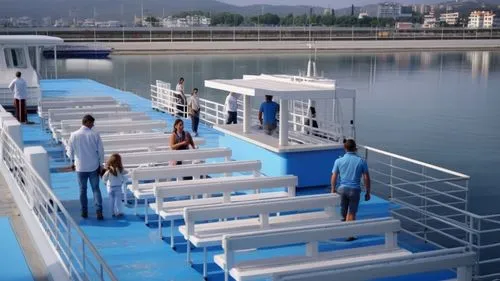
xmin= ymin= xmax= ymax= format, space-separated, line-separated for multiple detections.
xmin=421 ymin=166 xmax=428 ymax=242
xmin=389 ymin=157 xmax=393 ymax=199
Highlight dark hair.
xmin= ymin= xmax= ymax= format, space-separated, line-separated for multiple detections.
xmin=265 ymin=95 xmax=273 ymax=102
xmin=173 ymin=119 xmax=184 ymax=133
xmin=82 ymin=114 xmax=95 ymax=125
xmin=106 ymin=154 xmax=123 ymax=176
xmin=344 ymin=139 xmax=357 ymax=152
xmin=193 ymin=88 xmax=198 ymax=92
xmin=179 ymin=77 xmax=184 ymax=82
xmin=15 ymin=71 xmax=21 ymax=78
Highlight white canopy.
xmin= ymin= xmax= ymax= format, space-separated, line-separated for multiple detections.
xmin=205 ymin=74 xmax=337 ymax=100
xmin=0 ymin=35 xmax=63 ymax=46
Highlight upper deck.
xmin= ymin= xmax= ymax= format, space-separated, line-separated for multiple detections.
xmin=0 ymin=79 xmax=498 ymax=281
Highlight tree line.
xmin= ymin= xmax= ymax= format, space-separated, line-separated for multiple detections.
xmin=145 ymin=11 xmax=425 ymax=28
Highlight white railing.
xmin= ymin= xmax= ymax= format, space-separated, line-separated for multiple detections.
xmin=0 ymin=123 xmax=117 ymax=280
xmin=360 ymin=145 xmax=500 ymax=280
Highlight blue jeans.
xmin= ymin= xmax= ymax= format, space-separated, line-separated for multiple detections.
xmin=77 ymin=169 xmax=102 ymax=213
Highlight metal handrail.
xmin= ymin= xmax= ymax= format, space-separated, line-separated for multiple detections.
xmin=0 ymin=123 xmax=117 ymax=280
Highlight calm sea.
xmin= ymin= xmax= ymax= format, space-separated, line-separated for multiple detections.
xmin=42 ymin=51 xmax=500 ymax=214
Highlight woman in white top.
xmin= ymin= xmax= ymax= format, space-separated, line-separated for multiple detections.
xmin=102 ymin=153 xmax=128 ymax=217
xmin=188 ymin=88 xmax=201 ymax=136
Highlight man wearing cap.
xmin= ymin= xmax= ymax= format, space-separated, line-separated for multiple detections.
xmin=67 ymin=115 xmax=105 ymax=220
xmin=331 ymin=139 xmax=371 ymax=232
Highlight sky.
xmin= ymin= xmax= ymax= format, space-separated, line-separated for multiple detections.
xmin=217 ymin=0 xmax=395 ymax=8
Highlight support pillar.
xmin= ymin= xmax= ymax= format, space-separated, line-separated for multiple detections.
xmin=279 ymin=99 xmax=288 ymax=146
xmin=243 ymin=95 xmax=251 ymax=134
xmin=4 ymin=120 xmax=23 ymax=150
xmin=24 ymin=146 xmax=51 ymax=188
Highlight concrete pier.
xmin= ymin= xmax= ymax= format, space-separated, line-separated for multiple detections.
xmin=104 ymin=39 xmax=500 ymax=54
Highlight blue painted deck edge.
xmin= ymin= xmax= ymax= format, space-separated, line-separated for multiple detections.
xmin=219 ymin=133 xmax=344 ymax=187
xmin=0 ymin=217 xmax=34 ymax=281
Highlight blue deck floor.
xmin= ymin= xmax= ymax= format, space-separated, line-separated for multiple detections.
xmin=17 ymin=79 xmax=456 ymax=281
xmin=0 ymin=217 xmax=34 ymax=281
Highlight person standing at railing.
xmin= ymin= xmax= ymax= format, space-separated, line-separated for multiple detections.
xmin=175 ymin=77 xmax=187 ymax=118
xmin=258 ymin=95 xmax=280 ymax=135
xmin=331 ymin=139 xmax=371 ymax=241
xmin=67 ymin=114 xmax=105 ymax=220
xmin=188 ymin=88 xmax=200 ymax=137
xmin=8 ymin=71 xmax=29 ymax=124
xmin=224 ymin=92 xmax=238 ymax=124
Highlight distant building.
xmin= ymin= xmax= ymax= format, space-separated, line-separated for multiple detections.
xmin=468 ymin=11 xmax=497 ymax=28
xmin=323 ymin=8 xmax=334 ymax=16
xmin=400 ymin=6 xmax=413 ymax=18
xmin=423 ymin=13 xmax=437 ymax=28
xmin=161 ymin=15 xmax=211 ymax=28
xmin=378 ymin=3 xmax=400 ymax=19
xmin=54 ymin=18 xmax=69 ymax=27
xmin=358 ymin=12 xmax=369 ymax=19
xmin=439 ymin=12 xmax=460 ymax=25
xmin=81 ymin=18 xmax=96 ymax=28
xmin=0 ymin=17 xmax=14 ymax=27
xmin=16 ymin=16 xmax=33 ymax=27
xmin=413 ymin=4 xmax=430 ymax=15
xmin=396 ymin=22 xmax=413 ymax=29
xmin=41 ymin=17 xmax=52 ymax=27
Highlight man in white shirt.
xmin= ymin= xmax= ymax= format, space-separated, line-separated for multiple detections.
xmin=8 ymin=71 xmax=28 ymax=123
xmin=188 ymin=87 xmax=201 ymax=136
xmin=67 ymin=115 xmax=105 ymax=220
xmin=175 ymin=77 xmax=187 ymax=118
xmin=224 ymin=92 xmax=238 ymax=124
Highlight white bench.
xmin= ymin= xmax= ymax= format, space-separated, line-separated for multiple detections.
xmin=151 ymin=175 xmax=297 ymax=248
xmin=46 ymin=104 xmax=131 ymax=120
xmin=180 ymin=194 xmax=341 ymax=278
xmin=131 ymin=160 xmax=262 ymax=225
xmin=39 ymin=99 xmax=119 ymax=117
xmin=215 ymin=218 xmax=406 ymax=281
xmin=113 ymin=147 xmax=232 ymax=168
xmin=60 ymin=120 xmax=168 ymax=146
xmin=49 ymin=112 xmax=149 ymax=132
xmin=103 ymin=137 xmax=205 ymax=155
xmin=54 ymin=117 xmax=152 ymax=141
xmin=41 ymin=96 xmax=115 ymax=102
xmin=102 ymin=134 xmax=169 ymax=148
xmin=274 ymin=247 xmax=475 ymax=281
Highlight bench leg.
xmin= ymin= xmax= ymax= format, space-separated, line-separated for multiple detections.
xmin=144 ymin=198 xmax=149 ymax=224
xmin=158 ymin=215 xmax=162 ymax=239
xmin=170 ymin=220 xmax=175 ymax=249
xmin=203 ymin=247 xmax=207 ymax=278
xmin=186 ymin=240 xmax=191 ymax=265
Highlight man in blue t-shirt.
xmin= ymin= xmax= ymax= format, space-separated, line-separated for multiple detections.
xmin=331 ymin=139 xmax=371 ymax=225
xmin=258 ymin=95 xmax=280 ymax=135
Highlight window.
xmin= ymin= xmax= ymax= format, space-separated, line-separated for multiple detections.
xmin=4 ymin=48 xmax=27 ymax=68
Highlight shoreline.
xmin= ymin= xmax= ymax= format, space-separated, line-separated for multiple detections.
xmin=100 ymin=39 xmax=500 ymax=55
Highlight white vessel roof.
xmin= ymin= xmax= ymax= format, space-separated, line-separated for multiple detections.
xmin=0 ymin=35 xmax=63 ymax=46
xmin=205 ymin=74 xmax=338 ymax=100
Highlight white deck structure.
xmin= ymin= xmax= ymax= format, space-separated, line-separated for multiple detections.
xmin=0 ymin=36 xmax=63 ymax=108
xmin=204 ymin=74 xmax=356 ymax=153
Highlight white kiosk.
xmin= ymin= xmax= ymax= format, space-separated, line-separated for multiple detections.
xmin=205 ymin=74 xmax=356 ymax=187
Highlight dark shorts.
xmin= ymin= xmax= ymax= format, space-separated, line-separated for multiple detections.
xmin=339 ymin=188 xmax=361 ymax=219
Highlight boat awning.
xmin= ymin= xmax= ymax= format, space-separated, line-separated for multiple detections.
xmin=0 ymin=35 xmax=63 ymax=46
xmin=205 ymin=74 xmax=337 ymax=100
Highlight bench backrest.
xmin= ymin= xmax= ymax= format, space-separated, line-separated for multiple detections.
xmin=108 ymin=147 xmax=231 ymax=167
xmin=101 ymin=132 xmax=166 ymax=141
xmin=275 ymin=248 xmax=475 ymax=281
xmin=47 ymin=105 xmax=130 ymax=119
xmin=184 ymin=193 xmax=340 ymax=238
xmin=49 ymin=111 xmax=147 ymax=124
xmin=103 ymin=137 xmax=205 ymax=155
xmin=154 ymin=175 xmax=297 ymax=213
xmin=40 ymin=99 xmax=118 ymax=110
xmin=223 ymin=218 xmax=400 ymax=270
xmin=55 ymin=114 xmax=150 ymax=127
xmin=41 ymin=96 xmax=115 ymax=102
xmin=132 ymin=160 xmax=260 ymax=190
xmin=102 ymin=134 xmax=169 ymax=147
xmin=61 ymin=120 xmax=167 ymax=135
xmin=60 ymin=118 xmax=151 ymax=132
